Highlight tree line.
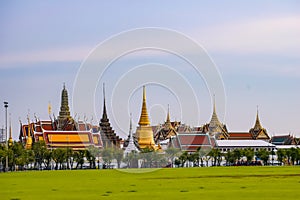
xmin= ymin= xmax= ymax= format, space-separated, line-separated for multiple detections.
xmin=1 ymin=141 xmax=299 ymax=172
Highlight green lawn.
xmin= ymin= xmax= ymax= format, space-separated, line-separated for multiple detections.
xmin=0 ymin=166 xmax=299 ymax=200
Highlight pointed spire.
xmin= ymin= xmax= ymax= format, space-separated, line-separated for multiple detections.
xmin=58 ymin=83 xmax=71 ymax=120
xmin=213 ymin=94 xmax=217 ymax=115
xmin=166 ymin=104 xmax=171 ymax=123
xmin=138 ymin=86 xmax=150 ymax=126
xmin=129 ymin=113 xmax=132 ymax=134
xmin=209 ymin=94 xmax=221 ymax=127
xmin=101 ymin=83 xmax=108 ymax=121
xmin=254 ymin=106 xmax=262 ymax=130
xmin=8 ymin=113 xmax=13 ymax=146
xmin=124 ymin=113 xmax=139 ymax=154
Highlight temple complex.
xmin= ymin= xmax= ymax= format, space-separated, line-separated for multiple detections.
xmin=19 ymin=84 xmax=104 ymax=150
xmin=135 ymin=86 xmax=157 ymax=150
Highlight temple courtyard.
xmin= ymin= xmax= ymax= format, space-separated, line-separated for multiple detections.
xmin=0 ymin=166 xmax=299 ymax=200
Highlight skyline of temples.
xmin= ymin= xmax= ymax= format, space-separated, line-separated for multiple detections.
xmin=3 ymin=82 xmax=298 ymax=151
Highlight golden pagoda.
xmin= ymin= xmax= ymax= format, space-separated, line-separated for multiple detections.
xmin=135 ymin=86 xmax=156 ymax=150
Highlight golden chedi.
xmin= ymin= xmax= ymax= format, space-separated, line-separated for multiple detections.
xmin=135 ymin=86 xmax=156 ymax=150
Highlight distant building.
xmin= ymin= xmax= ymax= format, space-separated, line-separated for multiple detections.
xmin=216 ymin=140 xmax=275 ymax=153
xmin=270 ymin=134 xmax=300 ymax=146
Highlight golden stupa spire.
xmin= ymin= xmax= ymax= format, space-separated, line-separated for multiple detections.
xmin=25 ymin=113 xmax=32 ymax=149
xmin=8 ymin=113 xmax=13 ymax=147
xmin=138 ymin=86 xmax=150 ymax=126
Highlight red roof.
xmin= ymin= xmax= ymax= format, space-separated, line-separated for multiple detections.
xmin=228 ymin=132 xmax=253 ymax=139
xmin=178 ymin=134 xmax=210 ymax=145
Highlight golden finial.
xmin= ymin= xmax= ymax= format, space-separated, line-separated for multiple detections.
xmin=138 ymin=86 xmax=150 ymax=126
xmin=8 ymin=113 xmax=13 ymax=147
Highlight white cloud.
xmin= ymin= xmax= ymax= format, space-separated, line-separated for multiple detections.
xmin=195 ymin=15 xmax=300 ymax=55
xmin=0 ymin=45 xmax=92 ymax=67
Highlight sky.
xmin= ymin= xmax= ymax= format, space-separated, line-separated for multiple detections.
xmin=0 ymin=1 xmax=300 ymax=139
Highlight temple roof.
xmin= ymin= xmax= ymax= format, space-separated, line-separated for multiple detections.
xmin=170 ymin=132 xmax=214 ymax=152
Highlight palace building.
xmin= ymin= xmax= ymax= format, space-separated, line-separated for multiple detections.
xmin=228 ymin=109 xmax=270 ymax=141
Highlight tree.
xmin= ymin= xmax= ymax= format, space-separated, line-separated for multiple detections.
xmin=102 ymin=148 xmax=114 ymax=169
xmin=32 ymin=141 xmax=47 ymax=169
xmin=233 ymin=149 xmax=242 ymax=164
xmin=66 ymin=147 xmax=74 ymax=169
xmin=223 ymin=150 xmax=235 ymax=166
xmin=85 ymin=146 xmax=100 ymax=169
xmin=123 ymin=151 xmax=139 ymax=168
xmin=256 ymin=149 xmax=270 ymax=165
xmin=243 ymin=148 xmax=255 ymax=165
xmin=290 ymin=148 xmax=298 ymax=165
xmin=74 ymin=150 xmax=85 ymax=169
xmin=165 ymin=148 xmax=180 ymax=168
xmin=139 ymin=147 xmax=155 ymax=168
xmin=11 ymin=142 xmax=26 ymax=171
xmin=276 ymin=149 xmax=286 ymax=166
xmin=113 ymin=148 xmax=124 ymax=169
xmin=52 ymin=148 xmax=67 ymax=170
xmin=209 ymin=149 xmax=222 ymax=166
xmin=178 ymin=151 xmax=188 ymax=167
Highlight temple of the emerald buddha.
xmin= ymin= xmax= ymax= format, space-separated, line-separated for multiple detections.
xmin=19 ymin=84 xmax=121 ymax=150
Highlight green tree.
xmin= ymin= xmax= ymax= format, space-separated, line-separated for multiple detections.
xmin=74 ymin=150 xmax=85 ymax=169
xmin=209 ymin=149 xmax=222 ymax=166
xmin=233 ymin=149 xmax=242 ymax=163
xmin=123 ymin=151 xmax=139 ymax=168
xmin=223 ymin=150 xmax=235 ymax=166
xmin=276 ymin=149 xmax=286 ymax=166
xmin=32 ymin=141 xmax=48 ymax=169
xmin=102 ymin=148 xmax=114 ymax=169
xmin=243 ymin=148 xmax=255 ymax=165
xmin=86 ymin=146 xmax=100 ymax=169
xmin=165 ymin=148 xmax=180 ymax=168
xmin=290 ymin=148 xmax=299 ymax=165
xmin=113 ymin=148 xmax=124 ymax=168
xmin=52 ymin=148 xmax=67 ymax=170
xmin=256 ymin=149 xmax=270 ymax=165
xmin=178 ymin=151 xmax=188 ymax=167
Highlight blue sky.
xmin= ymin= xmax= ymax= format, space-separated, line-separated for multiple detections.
xmin=0 ymin=1 xmax=300 ymax=139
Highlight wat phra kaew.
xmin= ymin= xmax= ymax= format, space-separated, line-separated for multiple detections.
xmin=17 ymin=84 xmax=299 ymax=158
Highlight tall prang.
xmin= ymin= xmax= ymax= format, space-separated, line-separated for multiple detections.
xmin=135 ymin=86 xmax=156 ymax=150
xmin=58 ymin=83 xmax=72 ymax=130
xmin=99 ymin=83 xmax=121 ymax=148
xmin=207 ymin=95 xmax=228 ymax=139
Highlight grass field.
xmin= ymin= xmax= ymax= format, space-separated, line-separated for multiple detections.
xmin=0 ymin=166 xmax=300 ymax=200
